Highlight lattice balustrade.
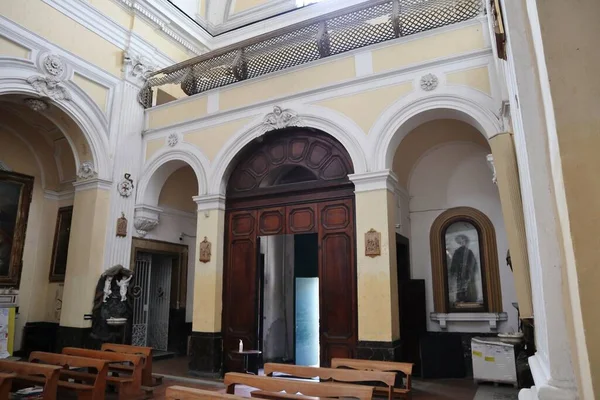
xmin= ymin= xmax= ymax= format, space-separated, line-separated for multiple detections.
xmin=139 ymin=0 xmax=484 ymax=108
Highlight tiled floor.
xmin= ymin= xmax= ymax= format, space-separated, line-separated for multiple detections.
xmin=152 ymin=357 xmax=515 ymax=400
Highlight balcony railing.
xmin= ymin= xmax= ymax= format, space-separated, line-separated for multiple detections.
xmin=139 ymin=0 xmax=484 ymax=108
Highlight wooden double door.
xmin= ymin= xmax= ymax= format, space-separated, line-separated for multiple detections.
xmin=222 ymin=197 xmax=357 ymax=372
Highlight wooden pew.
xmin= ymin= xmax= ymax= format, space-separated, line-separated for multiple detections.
xmin=0 ymin=372 xmax=15 ymax=400
xmin=62 ymin=347 xmax=144 ymax=399
xmin=166 ymin=386 xmax=246 ymax=400
xmin=224 ymin=372 xmax=373 ymax=400
xmin=264 ymin=363 xmax=396 ymax=400
xmin=28 ymin=352 xmax=108 ymax=400
xmin=0 ymin=359 xmax=60 ymax=400
xmin=330 ymin=359 xmax=413 ymax=400
xmin=101 ymin=343 xmax=162 ymax=387
xmin=250 ymin=390 xmax=323 ymax=400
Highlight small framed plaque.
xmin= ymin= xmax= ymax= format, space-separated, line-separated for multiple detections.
xmin=365 ymin=229 xmax=381 ymax=258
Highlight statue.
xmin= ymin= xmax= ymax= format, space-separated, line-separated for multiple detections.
xmin=199 ymin=237 xmax=211 ymax=263
xmin=90 ymin=265 xmax=133 ymax=343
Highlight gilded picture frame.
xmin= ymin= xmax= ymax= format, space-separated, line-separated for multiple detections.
xmin=49 ymin=206 xmax=73 ymax=282
xmin=0 ymin=171 xmax=34 ymax=287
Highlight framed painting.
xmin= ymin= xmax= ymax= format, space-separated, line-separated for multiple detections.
xmin=49 ymin=206 xmax=73 ymax=282
xmin=0 ymin=171 xmax=34 ymax=287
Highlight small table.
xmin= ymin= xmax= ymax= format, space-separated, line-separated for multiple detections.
xmin=231 ymin=350 xmax=262 ymax=374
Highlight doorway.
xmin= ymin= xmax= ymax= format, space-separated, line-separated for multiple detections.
xmin=258 ymin=233 xmax=319 ymax=367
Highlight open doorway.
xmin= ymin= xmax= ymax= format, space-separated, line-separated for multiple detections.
xmin=257 ymin=233 xmax=319 ymax=367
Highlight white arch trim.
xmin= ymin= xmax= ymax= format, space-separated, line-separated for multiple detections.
xmin=137 ymin=142 xmax=210 ymax=207
xmin=370 ymin=90 xmax=503 ymax=171
xmin=0 ymin=58 xmax=111 ymax=180
xmin=208 ymin=104 xmax=369 ymax=194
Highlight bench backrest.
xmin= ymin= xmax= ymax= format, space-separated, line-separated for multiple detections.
xmin=101 ymin=343 xmax=150 ymax=365
xmin=264 ymin=363 xmax=396 ymax=387
xmin=224 ymin=372 xmax=373 ymax=400
xmin=0 ymin=360 xmax=60 ymax=399
xmin=330 ymin=358 xmax=413 ymax=389
xmin=166 ymin=386 xmax=246 ymax=400
xmin=63 ymin=347 xmax=143 ymax=368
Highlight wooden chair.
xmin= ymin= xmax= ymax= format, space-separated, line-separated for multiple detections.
xmin=62 ymin=347 xmax=144 ymax=399
xmin=264 ymin=363 xmax=396 ymax=400
xmin=101 ymin=343 xmax=162 ymax=387
xmin=28 ymin=352 xmax=109 ymax=400
xmin=0 ymin=372 xmax=15 ymax=400
xmin=0 ymin=359 xmax=61 ymax=400
xmin=166 ymin=386 xmax=246 ymax=400
xmin=330 ymin=359 xmax=414 ymax=400
xmin=224 ymin=372 xmax=373 ymax=400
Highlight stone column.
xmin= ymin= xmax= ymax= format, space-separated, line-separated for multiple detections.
xmin=488 ymin=133 xmax=533 ymax=319
xmin=188 ymin=194 xmax=226 ymax=377
xmin=349 ymin=171 xmax=401 ymax=360
xmin=102 ymin=51 xmax=152 ymax=270
xmin=58 ymin=178 xmax=111 ymax=348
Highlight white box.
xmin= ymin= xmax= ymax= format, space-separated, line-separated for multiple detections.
xmin=471 ymin=337 xmax=517 ymax=386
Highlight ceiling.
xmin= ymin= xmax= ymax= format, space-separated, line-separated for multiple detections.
xmin=168 ymin=0 xmax=370 ymax=37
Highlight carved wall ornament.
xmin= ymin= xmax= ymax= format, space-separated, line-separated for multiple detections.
xmin=116 ymin=212 xmax=128 ymax=237
xmin=0 ymin=161 xmax=11 ymax=172
xmin=42 ymin=54 xmax=65 ymax=76
xmin=486 ymin=154 xmax=497 ymax=184
xmin=24 ymin=98 xmax=49 ymax=112
xmin=123 ymin=51 xmax=156 ymax=79
xmin=26 ymin=76 xmax=71 ymax=101
xmin=365 ymin=229 xmax=381 ymax=258
xmin=77 ymin=161 xmax=96 ymax=180
xmin=420 ymin=73 xmax=439 ymax=91
xmin=262 ymin=105 xmax=301 ymax=132
xmin=117 ymin=173 xmax=135 ymax=197
xmin=199 ymin=237 xmax=212 ymax=263
xmin=167 ymin=133 xmax=179 ymax=147
xmin=134 ymin=217 xmax=159 ymax=237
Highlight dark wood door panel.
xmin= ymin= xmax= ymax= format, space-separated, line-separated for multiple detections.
xmin=258 ymin=207 xmax=285 ymax=236
xmin=323 ymin=343 xmax=354 ymax=366
xmin=286 ymin=203 xmax=317 ymax=234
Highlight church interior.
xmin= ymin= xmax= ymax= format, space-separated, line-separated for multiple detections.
xmin=0 ymin=0 xmax=597 ymax=399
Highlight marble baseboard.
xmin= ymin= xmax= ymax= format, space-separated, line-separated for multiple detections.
xmin=188 ymin=332 xmax=222 ymax=377
xmin=356 ymin=339 xmax=402 ymax=361
xmin=55 ymin=326 xmax=94 ymax=351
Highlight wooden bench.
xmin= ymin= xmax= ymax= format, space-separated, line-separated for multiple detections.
xmin=249 ymin=390 xmax=323 ymax=400
xmin=264 ymin=363 xmax=396 ymax=400
xmin=28 ymin=352 xmax=108 ymax=400
xmin=166 ymin=386 xmax=246 ymax=400
xmin=331 ymin=359 xmax=414 ymax=400
xmin=0 ymin=372 xmax=16 ymax=400
xmin=62 ymin=347 xmax=145 ymax=399
xmin=0 ymin=359 xmax=60 ymax=400
xmin=224 ymin=372 xmax=373 ymax=400
xmin=101 ymin=343 xmax=163 ymax=387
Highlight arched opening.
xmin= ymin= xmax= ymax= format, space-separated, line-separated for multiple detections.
xmin=389 ymin=116 xmax=516 ymax=377
xmin=130 ymin=161 xmax=199 ymax=361
xmin=222 ymin=127 xmax=357 ymax=372
xmin=0 ymin=94 xmax=92 ymax=353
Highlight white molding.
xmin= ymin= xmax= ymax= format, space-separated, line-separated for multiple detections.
xmin=43 ymin=189 xmax=75 ymax=201
xmin=430 ymin=312 xmax=508 ymax=330
xmin=72 ymin=178 xmax=113 ymax=192
xmin=207 ymin=91 xmax=220 ymax=114
xmin=193 ymin=194 xmax=226 ymax=211
xmin=526 ymin=355 xmax=577 ymax=400
xmin=159 ymin=206 xmax=196 ymax=219
xmin=349 ymin=170 xmax=398 ymax=193
xmin=354 ymin=51 xmax=373 ymax=77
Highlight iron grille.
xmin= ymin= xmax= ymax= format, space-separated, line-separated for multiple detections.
xmin=139 ymin=0 xmax=484 ymax=108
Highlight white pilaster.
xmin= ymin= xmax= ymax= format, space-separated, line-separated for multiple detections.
xmin=102 ymin=54 xmax=150 ymax=270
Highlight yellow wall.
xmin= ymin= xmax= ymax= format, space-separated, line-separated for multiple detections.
xmin=315 ymin=82 xmax=413 ymax=134
xmin=392 ymin=119 xmax=489 ymax=187
xmin=355 ymin=189 xmax=399 ymax=341
xmin=87 ymin=0 xmax=133 ymax=29
xmin=0 ymin=36 xmax=29 ymax=58
xmin=148 ymin=95 xmax=208 ymax=130
xmin=158 ymin=166 xmax=198 ymax=213
xmin=447 ymin=66 xmax=492 ymax=96
xmin=72 ymin=73 xmax=109 ymax=113
xmin=184 ymin=116 xmax=255 ymax=161
xmin=372 ymin=24 xmax=485 ymax=73
xmin=193 ymin=207 xmax=225 ymax=332
xmin=232 ymin=0 xmax=271 ymax=14
xmin=145 ymin=138 xmax=165 ymax=161
xmin=131 ymin=18 xmax=191 ymax=63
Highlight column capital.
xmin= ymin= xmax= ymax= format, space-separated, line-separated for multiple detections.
xmin=349 ymin=170 xmax=399 ymax=194
xmin=133 ymin=204 xmax=162 ymax=237
xmin=72 ymin=178 xmax=112 ymax=192
xmin=194 ymin=194 xmax=226 ymax=211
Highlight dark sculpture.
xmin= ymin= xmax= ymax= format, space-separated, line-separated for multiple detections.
xmin=90 ymin=265 xmax=133 ymax=343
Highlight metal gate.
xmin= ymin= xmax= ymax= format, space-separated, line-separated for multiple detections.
xmin=132 ymin=253 xmax=172 ymax=351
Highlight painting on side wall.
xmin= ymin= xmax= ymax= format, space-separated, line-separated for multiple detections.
xmin=443 ymin=220 xmax=485 ymax=312
xmin=49 ymin=206 xmax=73 ymax=282
xmin=0 ymin=171 xmax=34 ymax=287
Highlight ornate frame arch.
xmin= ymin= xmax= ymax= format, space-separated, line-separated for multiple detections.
xmin=430 ymin=206 xmax=503 ymax=313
